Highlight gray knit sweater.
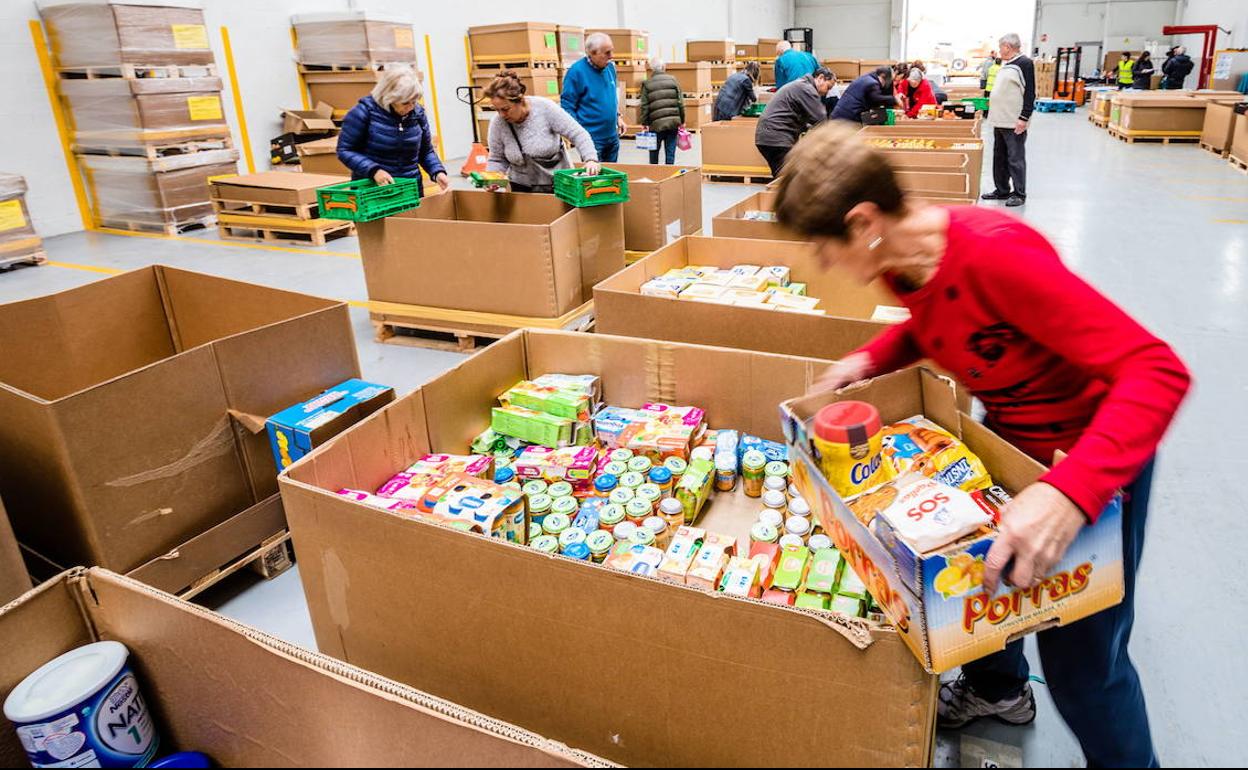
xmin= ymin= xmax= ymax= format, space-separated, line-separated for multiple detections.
xmin=486 ymin=97 xmax=599 ymax=187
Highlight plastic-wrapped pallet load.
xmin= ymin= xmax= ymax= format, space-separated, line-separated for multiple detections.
xmin=38 ymin=0 xmax=214 ymax=71
xmin=0 ymin=175 xmax=45 ymax=269
xmin=79 ymin=149 xmax=238 ymax=231
xmin=60 ymin=77 xmax=229 ymax=149
xmin=292 ymin=11 xmax=418 ymax=67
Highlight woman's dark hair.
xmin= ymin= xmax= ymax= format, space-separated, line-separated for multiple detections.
xmin=483 ymin=70 xmax=526 ymax=101
xmin=813 ymin=66 xmax=835 ymax=81
xmin=774 ymin=122 xmax=906 ymax=239
xmin=874 ymin=66 xmax=895 ymax=89
xmin=744 ymin=61 xmax=761 ymax=81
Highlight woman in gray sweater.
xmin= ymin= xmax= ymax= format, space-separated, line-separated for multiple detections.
xmin=485 ymin=71 xmax=600 ymax=193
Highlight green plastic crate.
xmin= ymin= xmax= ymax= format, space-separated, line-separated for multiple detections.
xmin=553 ymin=167 xmax=629 ymax=207
xmin=742 ymin=103 xmax=766 ymax=117
xmin=961 ymin=97 xmax=989 ymax=112
xmin=316 ymin=177 xmax=421 ymax=222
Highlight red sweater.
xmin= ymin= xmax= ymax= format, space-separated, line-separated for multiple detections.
xmin=860 ymin=206 xmax=1190 ymax=522
xmin=897 ymin=79 xmax=938 ymax=118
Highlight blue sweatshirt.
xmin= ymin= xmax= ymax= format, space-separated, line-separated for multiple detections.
xmin=774 ymin=49 xmax=818 ymax=89
xmin=560 ymin=57 xmax=619 ymax=140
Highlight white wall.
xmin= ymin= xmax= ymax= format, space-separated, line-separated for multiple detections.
xmin=795 ymin=0 xmax=895 ymax=59
xmin=4 ymin=0 xmax=793 ymax=238
xmin=1178 ymin=0 xmax=1247 ymax=48
xmin=1034 ymin=0 xmax=1179 ymax=63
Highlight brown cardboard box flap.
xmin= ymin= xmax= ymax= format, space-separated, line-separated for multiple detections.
xmin=296 ymin=135 xmax=340 ymax=157
xmin=212 ymin=170 xmax=345 ymax=193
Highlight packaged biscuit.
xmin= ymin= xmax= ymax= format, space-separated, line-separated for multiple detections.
xmin=762 ymin=588 xmax=796 ymax=606
xmin=866 ymin=473 xmax=994 ymax=554
xmin=492 ymin=405 xmax=574 ymax=448
xmin=803 ymin=548 xmax=843 ymax=595
xmin=795 ymin=591 xmax=830 ymax=611
xmin=832 ymin=594 xmax=867 ymax=618
xmin=531 ymin=373 xmax=601 ymax=402
xmin=771 ymin=545 xmax=811 ymax=592
xmin=880 ymin=416 xmax=993 ymax=492
xmin=730 ymin=264 xmax=761 ymax=277
xmin=697 ymin=271 xmax=735 ymax=287
xmin=748 ymin=541 xmax=782 ymax=591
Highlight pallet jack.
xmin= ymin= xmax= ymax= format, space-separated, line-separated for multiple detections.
xmin=1054 ymin=46 xmax=1087 ymax=105
xmin=456 ymin=85 xmax=489 ymax=177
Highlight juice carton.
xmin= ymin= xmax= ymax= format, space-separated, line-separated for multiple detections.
xmin=748 ymin=541 xmax=781 ymax=592
xmin=686 ymin=532 xmax=736 ymax=590
xmin=266 ymin=379 xmax=395 ymax=471
xmin=675 ymin=458 xmax=714 ymax=523
xmin=804 ymin=548 xmax=843 ymax=595
xmin=762 ymin=588 xmax=796 ymax=606
xmin=500 ymin=380 xmax=594 ymax=421
xmin=658 ymin=526 xmax=705 ymax=583
xmin=491 ymin=405 xmax=574 ymax=448
xmin=796 ymin=591 xmax=831 ymax=611
xmin=514 ymin=445 xmax=599 ymax=487
xmin=771 ymin=545 xmax=811 ymax=592
xmin=605 ymin=542 xmax=665 ymax=577
xmin=719 ymin=556 xmax=761 ymax=597
xmin=417 ymin=473 xmax=529 ymax=544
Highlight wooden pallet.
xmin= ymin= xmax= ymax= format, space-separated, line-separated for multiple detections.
xmin=0 ymin=250 xmax=47 ymax=272
xmin=1199 ymin=141 xmax=1230 ymax=158
xmin=1230 ymin=154 xmax=1248 ymax=173
xmin=58 ymin=62 xmax=218 ymax=80
xmin=1088 ymin=113 xmax=1109 ymax=127
xmin=681 ymin=91 xmax=714 ymax=100
xmin=75 ymin=135 xmax=234 ymax=160
xmin=180 ymin=532 xmax=294 ymax=601
xmin=298 ymin=61 xmax=405 ymax=72
xmin=370 ymin=300 xmax=596 ymax=351
xmin=471 ymin=58 xmax=560 ymax=70
xmin=1108 ymin=127 xmax=1200 ymax=145
xmin=703 ymin=171 xmax=773 ymax=185
xmin=211 ymin=198 xmax=319 ymax=220
xmin=218 ymin=218 xmax=355 ymax=246
xmin=98 ymin=215 xmax=215 ymax=235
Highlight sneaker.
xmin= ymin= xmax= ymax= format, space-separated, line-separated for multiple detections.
xmin=981 ymin=191 xmax=1012 ymax=201
xmin=1005 ymin=194 xmax=1026 ymax=207
xmin=938 ymin=676 xmax=1037 ymax=729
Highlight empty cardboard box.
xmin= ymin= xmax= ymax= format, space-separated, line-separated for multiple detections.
xmin=280 ymin=329 xmax=937 ymax=768
xmin=0 ymin=265 xmax=359 ymax=573
xmin=282 ymin=102 xmax=337 ymax=135
xmin=0 ymin=568 xmax=605 ymax=768
xmin=588 ymin=163 xmax=701 ymax=251
xmin=296 ymin=135 xmax=350 ymax=175
xmin=292 ymin=11 xmax=418 ymax=66
xmin=356 ymin=190 xmax=624 ymax=318
xmin=595 ymin=235 xmax=897 ymax=360
xmin=712 ymin=190 xmax=803 ymax=241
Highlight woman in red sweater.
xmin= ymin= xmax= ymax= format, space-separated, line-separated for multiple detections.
xmin=896 ymin=66 xmax=938 ymax=118
xmin=776 ymin=124 xmax=1189 ymax=769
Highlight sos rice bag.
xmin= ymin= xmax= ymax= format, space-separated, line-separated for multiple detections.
xmin=880 ymin=416 xmax=993 ymax=492
xmin=863 ymin=474 xmax=994 ymax=554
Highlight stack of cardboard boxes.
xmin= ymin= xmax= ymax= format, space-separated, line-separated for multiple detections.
xmin=292 ymin=12 xmax=421 ymax=120
xmin=39 ymin=0 xmax=237 ymax=234
xmin=0 ymin=174 xmax=45 ymax=271
xmin=469 ymin=22 xmax=565 ymax=148
xmin=1108 ymin=90 xmax=1246 ymax=144
xmin=210 ymin=171 xmax=355 ymax=246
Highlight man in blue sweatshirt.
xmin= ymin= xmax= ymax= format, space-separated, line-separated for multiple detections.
xmin=562 ymin=32 xmax=627 ymax=162
xmin=774 ymin=41 xmax=819 ymax=89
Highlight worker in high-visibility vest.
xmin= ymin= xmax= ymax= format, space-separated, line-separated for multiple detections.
xmin=985 ymin=57 xmax=1002 ymax=96
xmin=1117 ymin=52 xmax=1135 ymax=89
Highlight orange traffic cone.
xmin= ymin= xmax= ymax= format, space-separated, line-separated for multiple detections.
xmin=459 ymin=142 xmax=490 ymax=177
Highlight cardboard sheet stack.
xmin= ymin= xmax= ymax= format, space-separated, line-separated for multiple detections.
xmin=0 ymin=175 xmax=46 ymax=270
xmin=292 ymin=12 xmax=420 ymax=119
xmin=209 ymin=171 xmax=354 ymax=246
xmin=38 ymin=0 xmax=237 ymax=233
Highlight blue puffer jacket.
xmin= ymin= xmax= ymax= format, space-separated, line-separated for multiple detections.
xmin=337 ymin=96 xmax=446 ymax=191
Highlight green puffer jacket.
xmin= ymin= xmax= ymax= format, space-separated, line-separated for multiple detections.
xmin=639 ymin=73 xmax=685 ymax=133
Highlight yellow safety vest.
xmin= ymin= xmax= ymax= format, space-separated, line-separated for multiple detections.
xmin=1118 ymin=60 xmax=1134 ymax=84
xmin=986 ymin=63 xmax=1001 ymax=92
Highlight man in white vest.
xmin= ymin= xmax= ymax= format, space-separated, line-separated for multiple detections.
xmin=981 ymin=33 xmax=1035 ymax=208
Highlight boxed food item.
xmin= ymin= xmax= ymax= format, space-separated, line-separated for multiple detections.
xmin=0 ymin=265 xmax=359 ymax=574
xmin=781 ymin=367 xmax=1126 ymax=673
xmin=292 ymin=11 xmax=418 ymax=66
xmin=38 ymin=1 xmax=214 ymax=68
xmin=280 ymin=329 xmax=936 ymax=767
xmin=357 ymin=190 xmax=624 ymax=319
xmin=596 ymin=235 xmax=900 ymax=360
xmin=700 ymin=118 xmax=770 ymax=176
xmin=267 ymin=380 xmax=395 ymax=472
xmin=0 ymin=569 xmax=603 ymax=767
xmin=468 ymin=22 xmax=559 ymax=63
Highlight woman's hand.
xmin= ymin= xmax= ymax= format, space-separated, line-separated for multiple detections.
xmin=372 ymin=169 xmax=395 ymax=186
xmin=809 ymin=352 xmax=873 ymax=396
xmin=584 ymin=161 xmax=602 ymax=176
xmin=983 ymin=482 xmax=1086 ymax=593
xmin=434 ymin=172 xmax=450 ymax=191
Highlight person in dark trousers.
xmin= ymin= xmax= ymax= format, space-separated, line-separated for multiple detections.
xmin=638 ymin=58 xmax=684 ymax=165
xmin=1162 ymin=46 xmax=1195 ymax=89
xmin=1116 ymin=52 xmax=1135 ymax=89
xmin=830 ymin=67 xmax=898 ymax=123
xmin=1132 ymin=52 xmax=1155 ymax=90
xmin=562 ymin=33 xmax=628 ymax=162
xmin=982 ymin=33 xmax=1034 ymax=208
xmin=337 ymin=65 xmax=449 ymax=195
xmin=714 ymin=61 xmax=760 ymax=121
xmin=774 ymin=122 xmax=1189 ymax=770
xmin=755 ymin=68 xmax=836 ymax=177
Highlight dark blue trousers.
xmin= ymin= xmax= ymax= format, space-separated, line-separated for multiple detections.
xmin=962 ymin=460 xmax=1159 ymax=768
xmin=593 ymin=134 xmax=620 ymax=163
xmin=649 ymin=129 xmax=678 ymax=165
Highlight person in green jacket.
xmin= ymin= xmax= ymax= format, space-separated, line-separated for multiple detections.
xmin=985 ymin=57 xmax=1002 ymax=96
xmin=639 ymin=58 xmax=685 ymax=165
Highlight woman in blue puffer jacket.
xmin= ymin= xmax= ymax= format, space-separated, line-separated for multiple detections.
xmin=337 ymin=65 xmax=449 ymax=193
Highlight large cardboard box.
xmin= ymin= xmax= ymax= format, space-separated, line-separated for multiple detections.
xmin=759 ymin=61 xmax=775 ymax=85
xmin=296 ymin=135 xmax=349 ymax=175
xmin=292 ymin=12 xmax=418 ymax=66
xmin=684 ymin=95 xmax=714 ymax=130
xmin=280 ymin=329 xmax=937 ymax=768
xmin=709 ymin=62 xmax=737 ymax=89
xmin=781 ymin=368 xmax=1125 ymax=673
xmin=210 ymin=170 xmax=345 ymax=210
xmin=595 ymin=235 xmax=896 ymax=360
xmin=469 ymin=22 xmax=559 ymax=63
xmin=0 ymin=498 xmax=29 ymax=606
xmin=687 ymin=39 xmax=735 ymax=63
xmin=0 ymin=569 xmax=604 ymax=768
xmin=0 ymin=266 xmax=359 ymax=573
xmin=613 ymin=61 xmax=647 ymax=90
xmin=474 ymin=67 xmax=561 ymax=100
xmin=281 ymin=101 xmax=336 ymax=135
xmin=556 ymin=25 xmax=584 ymax=66
xmin=889 ymin=148 xmax=983 ymax=203
xmin=667 ymin=62 xmax=713 ymax=95
xmin=860 ymin=121 xmax=982 ymax=139
xmin=825 ymin=59 xmax=863 ymax=81
xmin=595 ymin=164 xmax=701 ymax=251
xmin=60 ymin=77 xmax=227 ymax=141
xmin=80 ymin=151 xmax=238 ymax=227
xmin=586 ymin=28 xmax=649 ymax=60
xmin=1202 ymin=101 xmax=1244 ymax=154
xmin=1115 ymin=95 xmax=1208 ymax=133
xmin=734 ymin=42 xmax=758 ymax=59
xmin=39 ymin=1 xmax=215 ymax=68
xmin=1233 ymin=112 xmax=1248 ymax=164
xmin=700 ymin=118 xmax=769 ymax=176
xmin=356 ymin=190 xmax=624 ymax=318
xmin=711 ymin=190 xmax=803 ymax=241
xmin=303 ymin=69 xmax=379 ymax=116
xmin=859 ymin=59 xmax=893 ymax=76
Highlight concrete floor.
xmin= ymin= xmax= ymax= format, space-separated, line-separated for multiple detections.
xmin=2 ymin=117 xmax=1245 ymax=767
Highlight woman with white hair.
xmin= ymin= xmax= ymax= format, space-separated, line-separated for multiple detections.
xmin=638 ymin=57 xmax=684 ymax=164
xmin=895 ymin=65 xmax=937 ymax=118
xmin=337 ymin=64 xmax=449 ymax=193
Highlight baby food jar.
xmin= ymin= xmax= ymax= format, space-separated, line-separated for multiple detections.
xmin=599 ymin=504 xmax=627 ymax=531
xmin=548 ymin=481 xmax=575 ymax=499
xmin=625 ymin=498 xmax=654 ymax=525
xmin=715 ymin=452 xmax=738 ymax=492
xmin=586 ymin=530 xmax=615 ymax=563
xmin=541 ymin=512 xmax=570 ymax=537
xmin=628 ymin=456 xmax=654 ymax=475
xmin=648 ymin=466 xmax=674 ymax=497
xmin=531 ymin=535 xmax=559 ymax=554
xmin=523 ymin=480 xmax=549 ymax=498
xmin=742 ymin=450 xmax=767 ymax=498
xmin=750 ymin=522 xmax=780 ymax=544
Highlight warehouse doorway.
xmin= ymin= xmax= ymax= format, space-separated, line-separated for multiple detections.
xmin=904 ymin=0 xmax=1037 ymax=80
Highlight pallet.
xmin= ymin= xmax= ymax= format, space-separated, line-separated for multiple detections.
xmin=97 ymin=215 xmax=215 ymax=236
xmin=218 ymin=218 xmax=355 ymax=246
xmin=1088 ymin=113 xmax=1109 ymax=127
xmin=211 ymin=198 xmax=319 ymax=220
xmin=58 ymin=62 xmax=218 ymax=80
xmin=370 ymin=299 xmax=596 ymax=351
xmin=471 ymin=58 xmax=560 ymax=70
xmin=0 ymin=250 xmax=47 ymax=272
xmin=681 ymin=92 xmax=714 ymax=100
xmin=1230 ymin=155 xmax=1248 ymax=173
xmin=1108 ymin=127 xmax=1200 ymax=145
xmin=298 ymin=61 xmax=406 ymax=73
xmin=181 ymin=531 xmax=294 ymax=601
xmin=75 ymin=135 xmax=234 ymax=160
xmin=703 ymin=170 xmax=773 ymax=185
xmin=1199 ymin=141 xmax=1230 ymax=158
xmin=1034 ymin=99 xmax=1076 ymax=113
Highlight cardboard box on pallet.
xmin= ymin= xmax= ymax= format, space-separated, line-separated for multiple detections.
xmin=879 ymin=145 xmax=983 ymax=202
xmin=595 ymin=235 xmax=897 ymax=360
xmin=582 ymin=164 xmax=701 ymax=251
xmin=700 ymin=118 xmax=770 ymax=176
xmin=0 ymin=174 xmax=43 ymax=264
xmin=292 ymin=12 xmax=418 ymax=66
xmin=1202 ymin=101 xmax=1245 ymax=154
xmin=735 ymin=42 xmax=758 ymax=59
xmin=468 ymin=22 xmax=560 ymax=63
xmin=304 ymin=70 xmax=375 ymax=117
xmin=613 ymin=61 xmax=647 ymax=89
xmin=1233 ymin=112 xmax=1248 ymax=164
xmin=296 ymin=135 xmax=350 ymax=175
xmin=668 ymin=62 xmax=713 ymax=95
xmin=859 ymin=59 xmax=893 ymax=76
xmin=781 ymin=368 xmax=1125 ymax=673
xmin=0 ymin=265 xmax=360 ymax=575
xmin=0 ymin=568 xmax=604 ymax=768
xmin=356 ymin=190 xmax=624 ymax=318
xmin=684 ymin=95 xmax=714 ymax=130
xmin=80 ymin=150 xmax=239 ymax=229
xmin=38 ymin=0 xmax=214 ymax=69
xmin=210 ymin=171 xmax=345 ymax=212
xmin=687 ymin=39 xmax=735 ymax=62
xmin=473 ymin=67 xmax=561 ymax=100
xmin=709 ymin=62 xmax=738 ymax=89
xmin=556 ymin=25 xmax=583 ymax=66
xmin=279 ymin=329 xmax=937 ymax=768
xmin=711 ymin=190 xmax=803 ymax=241
xmin=759 ymin=61 xmax=775 ymax=85
xmin=586 ymin=28 xmax=649 ymax=60
xmin=60 ymin=77 xmax=227 ymax=140
xmin=1114 ymin=94 xmax=1209 ymax=133
xmin=0 ymin=498 xmax=30 ymax=606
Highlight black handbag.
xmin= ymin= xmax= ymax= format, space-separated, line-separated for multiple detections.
xmin=860 ymin=107 xmax=889 ymax=125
